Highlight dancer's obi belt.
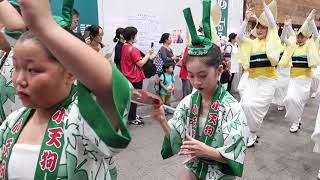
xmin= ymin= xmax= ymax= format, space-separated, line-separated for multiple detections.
xmin=247 ymin=53 xmax=277 ymax=79
xmin=292 ymin=56 xmax=308 ymax=68
xmin=249 ymin=54 xmax=272 ymax=68
xmin=291 ymin=55 xmax=311 ymax=78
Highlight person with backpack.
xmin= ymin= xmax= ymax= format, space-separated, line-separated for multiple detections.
xmin=159 ymin=62 xmax=175 ymax=114
xmin=224 ymin=32 xmax=239 ymax=93
xmin=221 ymin=53 xmax=231 ymax=90
xmin=121 ymin=26 xmax=155 ymax=125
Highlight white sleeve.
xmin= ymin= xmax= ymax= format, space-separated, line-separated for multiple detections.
xmin=281 ymin=26 xmax=290 ymax=46
xmin=287 ymin=25 xmax=296 ymax=36
xmin=264 ymin=5 xmax=276 ymax=28
xmin=310 ymin=19 xmax=319 ymax=39
xmin=237 ymin=21 xmax=248 ymax=42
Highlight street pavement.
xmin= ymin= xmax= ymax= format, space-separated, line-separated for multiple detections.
xmin=115 ymin=94 xmax=320 ymax=180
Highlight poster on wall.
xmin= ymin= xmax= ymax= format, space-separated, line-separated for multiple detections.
xmin=50 ymin=0 xmax=99 ymax=34
xmin=170 ymin=29 xmax=185 ymax=44
xmin=216 ymin=0 xmax=229 ymax=37
xmin=128 ymin=13 xmax=162 ymax=53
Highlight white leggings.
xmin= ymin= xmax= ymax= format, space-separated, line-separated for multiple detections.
xmin=241 ymin=77 xmax=276 ymax=132
xmin=284 ymin=76 xmax=311 ymax=124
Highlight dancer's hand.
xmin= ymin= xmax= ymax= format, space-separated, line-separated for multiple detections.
xmin=307 ymin=9 xmax=317 ymax=21
xmin=151 ymin=105 xmax=166 ymax=123
xmin=19 ymin=0 xmax=55 ymax=32
xmin=245 ymin=4 xmax=255 ymax=22
xmin=179 ymin=135 xmax=213 ymax=163
xmin=284 ymin=16 xmax=292 ymax=27
xmin=260 ymin=0 xmax=267 ymax=7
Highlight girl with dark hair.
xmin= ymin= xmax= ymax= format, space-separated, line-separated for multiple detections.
xmin=152 ymin=1 xmax=248 ymax=179
xmin=113 ymin=27 xmax=124 ymax=69
xmin=121 ymin=26 xmax=154 ymax=125
xmin=84 ymin=25 xmax=105 ymax=52
xmin=0 ymin=0 xmax=132 ymax=179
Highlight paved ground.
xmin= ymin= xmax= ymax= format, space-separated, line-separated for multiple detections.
xmin=115 ymin=94 xmax=320 ymax=180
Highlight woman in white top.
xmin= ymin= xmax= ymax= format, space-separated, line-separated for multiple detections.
xmin=84 ymin=25 xmax=112 ymax=61
xmin=224 ymin=33 xmax=239 ymax=93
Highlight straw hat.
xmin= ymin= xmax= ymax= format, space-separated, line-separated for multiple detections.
xmin=251 ymin=0 xmax=278 ymax=37
xmin=297 ymin=10 xmax=315 ymax=37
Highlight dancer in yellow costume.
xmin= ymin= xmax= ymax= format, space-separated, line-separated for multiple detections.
xmin=273 ymin=19 xmax=294 ymax=112
xmin=237 ymin=0 xmax=282 ymax=147
xmin=279 ymin=10 xmax=320 ymax=133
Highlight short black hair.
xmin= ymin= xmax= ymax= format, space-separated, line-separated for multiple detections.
xmin=162 ymin=62 xmax=175 ymax=72
xmin=85 ymin=25 xmax=102 ymax=38
xmin=159 ymin=33 xmax=170 ymax=44
xmin=228 ymin=33 xmax=237 ymax=42
xmin=73 ymin=9 xmax=79 ymax=17
xmin=186 ymin=44 xmax=222 ymax=68
xmin=124 ymin=26 xmax=138 ymax=41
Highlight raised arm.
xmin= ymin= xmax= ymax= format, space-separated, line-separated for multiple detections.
xmin=0 ymin=24 xmax=10 ymax=52
xmin=0 ymin=0 xmax=26 ymax=32
xmin=308 ymin=10 xmax=319 ymax=39
xmin=19 ymin=0 xmax=121 ymax=129
xmin=287 ymin=24 xmax=295 ymax=36
xmin=281 ymin=16 xmax=292 ymax=46
xmin=0 ymin=33 xmax=10 ymax=52
xmin=280 ymin=27 xmax=287 ymax=44
xmin=262 ymin=0 xmax=276 ymax=29
xmin=237 ymin=5 xmax=254 ymax=42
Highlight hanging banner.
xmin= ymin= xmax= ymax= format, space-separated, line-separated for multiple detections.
xmin=50 ymin=0 xmax=99 ymax=34
xmin=216 ymin=0 xmax=229 ymax=37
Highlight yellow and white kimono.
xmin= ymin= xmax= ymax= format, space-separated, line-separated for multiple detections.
xmin=237 ymin=70 xmax=249 ymax=98
xmin=273 ymin=27 xmax=296 ymax=108
xmin=237 ymin=0 xmax=281 ymax=135
xmin=280 ymin=17 xmax=320 ymax=130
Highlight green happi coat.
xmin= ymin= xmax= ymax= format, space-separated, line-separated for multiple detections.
xmin=0 ymin=67 xmax=132 ymax=180
xmin=161 ymin=87 xmax=248 ymax=180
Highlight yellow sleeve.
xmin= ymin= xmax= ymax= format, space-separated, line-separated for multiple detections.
xmin=236 ymin=37 xmax=252 ymax=70
xmin=307 ymin=38 xmax=320 ymax=67
xmin=266 ymin=28 xmax=282 ymax=66
xmin=278 ymin=36 xmax=297 ymax=68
